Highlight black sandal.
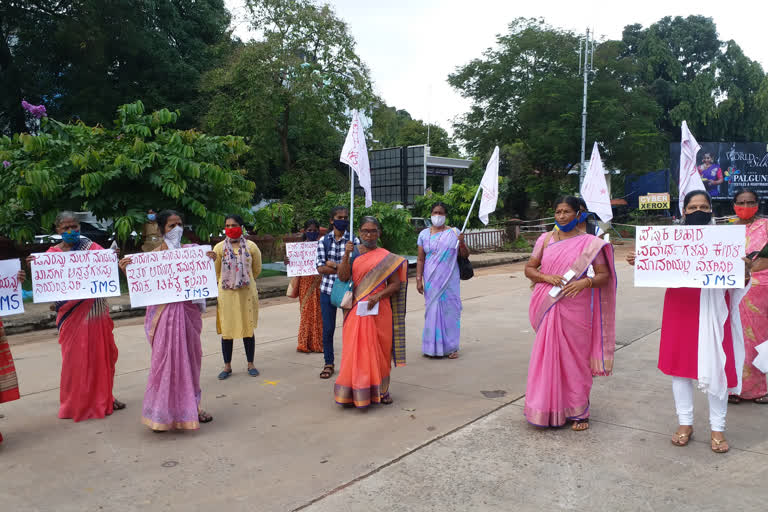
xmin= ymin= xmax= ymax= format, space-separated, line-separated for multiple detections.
xmin=320 ymin=365 xmax=334 ymax=379
xmin=380 ymin=393 xmax=393 ymax=405
xmin=113 ymin=399 xmax=126 ymax=410
xmin=728 ymin=394 xmax=742 ymax=404
xmin=198 ymin=410 xmax=213 ymax=423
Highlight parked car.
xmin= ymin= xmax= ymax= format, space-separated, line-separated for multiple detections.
xmin=34 ymin=221 xmax=112 ymax=247
xmin=410 ymin=217 xmax=431 ymax=234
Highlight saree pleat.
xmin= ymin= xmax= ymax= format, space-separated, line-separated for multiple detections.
xmin=739 ymin=218 xmax=768 ymax=399
xmin=296 ymin=275 xmax=323 ymax=353
xmin=142 ymin=301 xmax=203 ymax=430
xmin=0 ymin=319 xmax=20 ymax=404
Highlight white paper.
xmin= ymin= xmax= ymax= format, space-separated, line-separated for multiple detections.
xmin=31 ymin=249 xmax=120 ymax=303
xmin=549 ymin=269 xmax=576 ymax=298
xmin=356 ymin=300 xmax=379 ymax=316
xmin=286 ymin=242 xmax=320 ymax=277
xmin=634 ymin=225 xmax=746 ymax=289
xmin=124 ymin=245 xmax=218 ymax=308
xmin=753 ymin=341 xmax=768 ymax=373
xmin=0 ymin=259 xmax=24 ymax=316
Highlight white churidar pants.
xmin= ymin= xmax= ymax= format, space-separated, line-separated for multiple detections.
xmin=672 ymin=377 xmax=728 ymax=432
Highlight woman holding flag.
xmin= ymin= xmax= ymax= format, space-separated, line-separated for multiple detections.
xmin=416 ymin=202 xmax=469 ymax=358
xmin=524 ymin=196 xmax=617 ymax=431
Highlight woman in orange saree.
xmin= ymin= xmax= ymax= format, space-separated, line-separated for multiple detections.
xmin=334 ymin=217 xmax=408 ymax=407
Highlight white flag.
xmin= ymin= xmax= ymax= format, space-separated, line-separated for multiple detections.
xmin=678 ymin=120 xmax=705 ymax=215
xmin=478 ymin=146 xmax=499 ymax=225
xmin=340 ymin=110 xmax=372 ymax=207
xmin=580 ymin=142 xmax=613 ymax=223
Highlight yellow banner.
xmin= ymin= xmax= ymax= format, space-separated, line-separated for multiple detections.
xmin=638 ymin=193 xmax=670 ymax=210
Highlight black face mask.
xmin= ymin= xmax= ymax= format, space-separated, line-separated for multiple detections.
xmin=684 ymin=210 xmax=712 ymax=225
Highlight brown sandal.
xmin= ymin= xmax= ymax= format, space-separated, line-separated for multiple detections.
xmin=320 ymin=365 xmax=334 ymax=379
xmin=571 ymin=419 xmax=590 ymax=431
xmin=671 ymin=428 xmax=693 ymax=446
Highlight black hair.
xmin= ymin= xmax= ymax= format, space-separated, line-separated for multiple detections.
xmin=329 ymin=205 xmax=348 ymax=220
xmin=301 ymin=219 xmax=321 ymax=241
xmin=682 ymin=190 xmax=712 ymax=210
xmin=359 ymin=216 xmax=382 ymax=232
xmin=732 ymin=188 xmax=759 ymax=204
xmin=577 ymin=197 xmax=587 ymax=210
xmin=157 ymin=209 xmax=184 ymax=235
xmin=225 ymin=214 xmax=245 ymax=227
xmin=430 ymin=202 xmax=449 ymax=215
xmin=553 ymin=196 xmax=581 ymax=213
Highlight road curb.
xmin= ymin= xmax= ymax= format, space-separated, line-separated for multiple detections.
xmin=4 ymin=254 xmax=530 ymax=336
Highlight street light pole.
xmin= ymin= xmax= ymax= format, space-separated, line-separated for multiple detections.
xmin=579 ymin=28 xmax=594 ymax=190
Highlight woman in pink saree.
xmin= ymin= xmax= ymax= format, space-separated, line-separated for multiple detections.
xmin=728 ymin=189 xmax=768 ymax=404
xmin=120 ymin=210 xmax=216 ymax=431
xmin=524 ymin=196 xmax=617 ymax=431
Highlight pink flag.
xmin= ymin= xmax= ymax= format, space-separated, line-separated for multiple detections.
xmin=340 ymin=110 xmax=372 ymax=207
xmin=580 ymin=142 xmax=613 ymax=222
xmin=678 ymin=121 xmax=705 ymax=215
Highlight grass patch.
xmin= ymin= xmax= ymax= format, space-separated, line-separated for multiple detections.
xmin=258 ymin=269 xmax=286 ymax=278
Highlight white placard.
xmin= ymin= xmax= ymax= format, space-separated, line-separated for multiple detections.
xmin=124 ymin=245 xmax=218 ymax=307
xmin=356 ymin=300 xmax=379 ymax=316
xmin=31 ymin=250 xmax=120 ymax=303
xmin=0 ymin=259 xmax=24 ymax=316
xmin=634 ymin=225 xmax=746 ymax=288
xmin=286 ymin=242 xmax=320 ymax=277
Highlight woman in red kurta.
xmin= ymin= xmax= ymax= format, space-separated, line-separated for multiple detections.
xmin=629 ymin=190 xmax=752 ymax=453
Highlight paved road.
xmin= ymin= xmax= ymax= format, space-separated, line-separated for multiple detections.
xmin=1 ymin=247 xmax=766 ymax=511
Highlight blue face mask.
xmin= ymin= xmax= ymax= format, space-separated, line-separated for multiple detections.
xmin=332 ymin=219 xmax=349 ymax=233
xmin=147 ymin=213 xmax=156 ymax=221
xmin=305 ymin=231 xmax=320 ymax=241
xmin=61 ymin=230 xmax=81 ymax=244
xmin=555 ymin=212 xmax=588 ymax=232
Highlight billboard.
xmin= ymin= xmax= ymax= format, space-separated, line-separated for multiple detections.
xmin=364 ymin=145 xmax=426 ymax=205
xmin=670 ymin=142 xmax=768 ymax=200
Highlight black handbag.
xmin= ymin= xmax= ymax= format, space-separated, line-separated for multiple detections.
xmin=458 ymin=255 xmax=474 ymax=280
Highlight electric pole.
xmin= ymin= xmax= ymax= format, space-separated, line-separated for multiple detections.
xmin=579 ymin=28 xmax=595 ymax=189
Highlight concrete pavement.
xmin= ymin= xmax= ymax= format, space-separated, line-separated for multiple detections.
xmin=1 ymin=248 xmax=766 ymax=511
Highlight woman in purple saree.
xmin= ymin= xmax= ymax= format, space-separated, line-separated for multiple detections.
xmin=120 ymin=210 xmax=216 ymax=431
xmin=524 ymin=196 xmax=617 ymax=431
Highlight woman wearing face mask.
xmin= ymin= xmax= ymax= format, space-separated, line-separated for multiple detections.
xmin=335 ymin=217 xmax=408 ymax=407
xmin=416 ymin=202 xmax=468 ymax=359
xmin=726 ymin=189 xmax=768 ymax=404
xmin=627 ymin=190 xmax=753 ymax=452
xmin=213 ymin=215 xmax=262 ymax=379
xmin=523 ymin=196 xmax=617 ymax=431
xmin=289 ymin=219 xmax=323 ymax=353
xmin=119 ymin=210 xmax=217 ymax=431
xmin=25 ymin=211 xmax=125 ymax=422
xmin=141 ymin=209 xmax=162 ymax=252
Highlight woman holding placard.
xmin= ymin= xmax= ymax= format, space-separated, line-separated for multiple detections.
xmin=627 ymin=190 xmax=753 ymax=452
xmin=27 ymin=211 xmax=124 ymax=422
xmin=334 ymin=217 xmax=408 ymax=407
xmin=727 ymin=189 xmax=768 ymax=404
xmin=523 ymin=196 xmax=617 ymax=431
xmin=287 ymin=219 xmax=323 ymax=354
xmin=213 ymin=214 xmax=262 ymax=379
xmin=0 ymin=268 xmax=26 ymax=444
xmin=119 ymin=210 xmax=217 ymax=431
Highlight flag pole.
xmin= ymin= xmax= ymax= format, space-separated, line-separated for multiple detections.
xmin=460 ymin=184 xmax=483 ymax=234
xmin=349 ymin=165 xmax=354 ymax=237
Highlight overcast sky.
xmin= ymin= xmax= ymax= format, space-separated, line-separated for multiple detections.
xmin=225 ymin=0 xmax=768 ymax=137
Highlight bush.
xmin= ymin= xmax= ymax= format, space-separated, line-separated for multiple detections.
xmin=413 ymin=182 xmax=503 ymax=229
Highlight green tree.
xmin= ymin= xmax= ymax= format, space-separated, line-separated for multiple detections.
xmin=202 ymin=0 xmax=374 ymax=201
xmin=369 ymin=101 xmax=458 ymax=157
xmin=0 ymin=0 xmax=232 ymax=134
xmin=0 ymin=101 xmax=254 ymax=242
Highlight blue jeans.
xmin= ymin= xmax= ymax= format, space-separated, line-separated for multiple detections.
xmin=320 ymin=292 xmax=337 ymax=365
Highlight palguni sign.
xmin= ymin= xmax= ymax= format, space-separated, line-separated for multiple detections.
xmin=634 ymin=225 xmax=746 ymax=288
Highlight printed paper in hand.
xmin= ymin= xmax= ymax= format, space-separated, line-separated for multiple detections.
xmin=0 ymin=259 xmax=24 ymax=316
xmin=124 ymin=245 xmax=218 ymax=308
xmin=286 ymin=242 xmax=320 ymax=277
xmin=356 ymin=300 xmax=379 ymax=316
xmin=31 ymin=250 xmax=120 ymax=303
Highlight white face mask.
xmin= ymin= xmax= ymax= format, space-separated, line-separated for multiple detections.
xmin=431 ymin=215 xmax=446 ymax=227
xmin=163 ymin=225 xmax=183 ymax=249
